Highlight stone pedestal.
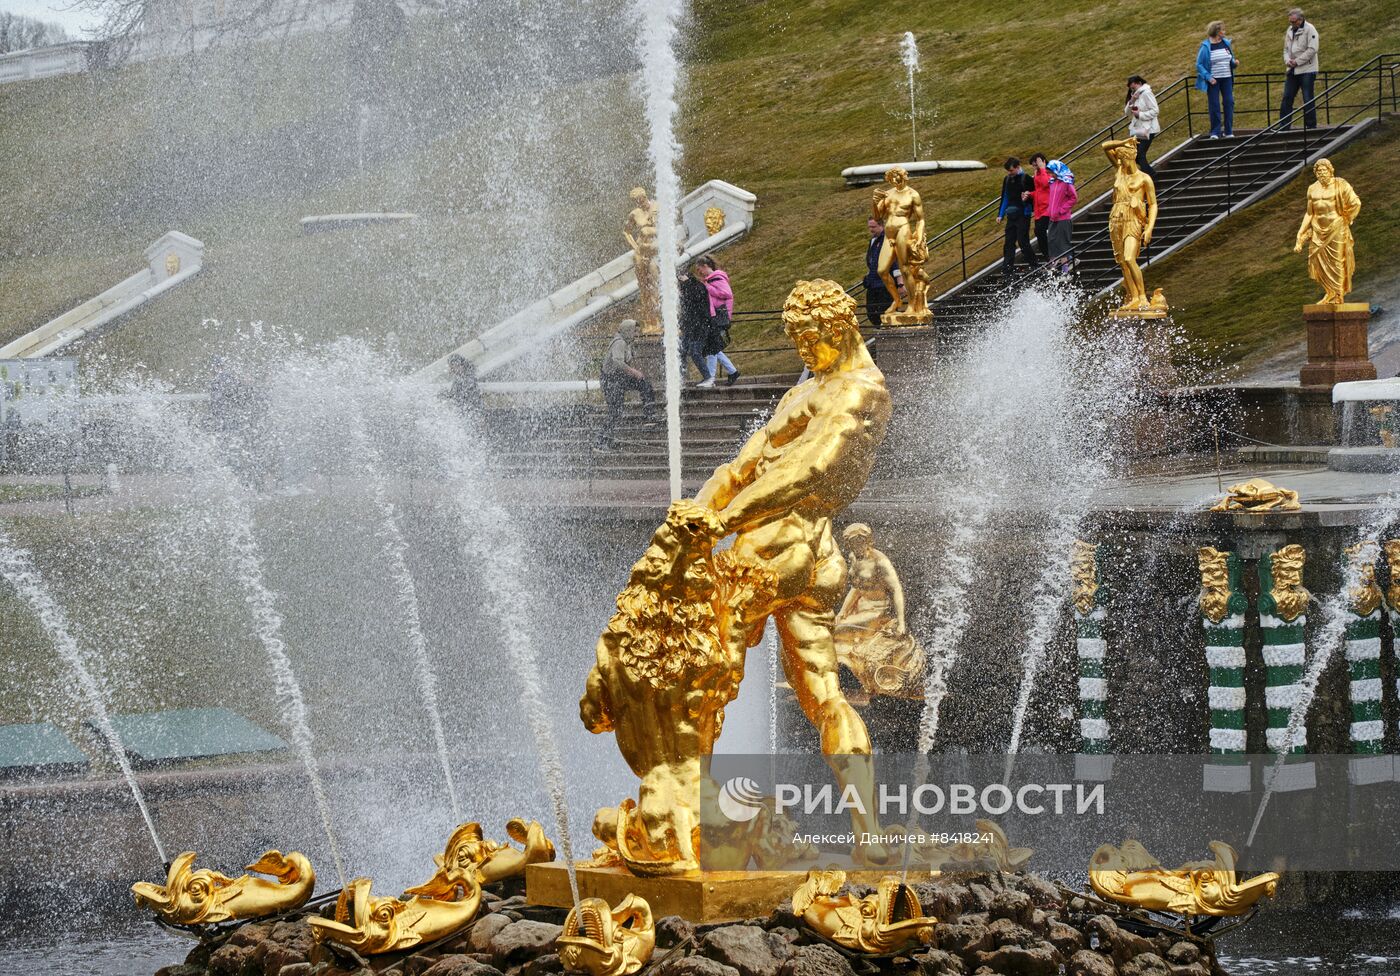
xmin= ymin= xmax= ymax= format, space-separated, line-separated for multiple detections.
xmin=879 ymin=308 xmax=933 ymax=328
xmin=1300 ymin=303 xmax=1375 ymax=388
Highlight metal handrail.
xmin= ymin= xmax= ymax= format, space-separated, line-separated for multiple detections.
xmin=1001 ymin=53 xmax=1400 ymax=300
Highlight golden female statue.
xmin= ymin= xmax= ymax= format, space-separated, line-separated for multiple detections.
xmin=872 ymin=168 xmax=931 ymax=325
xmin=1294 ymin=158 xmax=1361 ymax=305
xmin=624 ymin=187 xmax=662 ymax=335
xmin=1101 ymin=137 xmax=1163 ymax=318
xmin=582 ymin=279 xmax=892 ymax=874
xmin=834 ymin=524 xmax=925 ymax=698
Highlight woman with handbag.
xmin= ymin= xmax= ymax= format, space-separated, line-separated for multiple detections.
xmin=694 ymin=255 xmax=740 ymax=388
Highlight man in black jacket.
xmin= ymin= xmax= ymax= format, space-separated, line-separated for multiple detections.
xmin=678 ymin=271 xmax=714 ymax=385
xmin=862 ymin=218 xmax=905 ymax=326
xmin=996 ymin=156 xmax=1039 ymax=284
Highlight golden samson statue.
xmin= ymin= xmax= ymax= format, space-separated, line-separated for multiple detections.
xmin=1295 ymin=158 xmax=1361 ymax=306
xmin=834 ymin=523 xmax=925 ymax=698
xmin=581 ymin=279 xmax=892 ymax=874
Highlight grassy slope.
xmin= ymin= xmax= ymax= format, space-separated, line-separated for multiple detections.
xmin=1148 ymin=119 xmax=1400 ymax=368
xmin=680 ymin=0 xmax=1400 ymax=364
xmin=1 ymin=0 xmax=1398 ymax=380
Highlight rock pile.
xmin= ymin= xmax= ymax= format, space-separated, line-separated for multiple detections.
xmin=153 ymin=873 xmax=1227 ymax=976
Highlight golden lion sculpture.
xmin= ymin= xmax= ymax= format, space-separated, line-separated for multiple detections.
xmin=581 ymin=500 xmax=776 ymax=875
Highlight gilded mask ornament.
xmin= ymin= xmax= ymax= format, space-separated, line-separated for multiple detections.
xmin=1386 ymin=540 xmax=1400 ymax=610
xmin=1197 ymin=547 xmax=1243 ymax=624
xmin=557 ymin=894 xmax=656 ymax=976
xmin=1070 ymin=540 xmax=1100 ymax=615
xmin=792 ymin=870 xmax=935 ymax=954
xmin=131 ymin=850 xmax=315 ymax=926
xmin=1210 ymin=478 xmax=1301 ymax=513
xmin=1089 ymin=840 xmax=1279 ymax=917
xmin=703 ymin=207 xmax=726 ymax=236
xmin=1344 ymin=541 xmax=1383 ymax=617
xmin=165 ymin=252 xmax=180 ymax=276
xmin=1262 ymin=544 xmax=1309 ymax=623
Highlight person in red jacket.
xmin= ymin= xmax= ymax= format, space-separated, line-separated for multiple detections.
xmin=1029 ymin=152 xmax=1052 ymax=262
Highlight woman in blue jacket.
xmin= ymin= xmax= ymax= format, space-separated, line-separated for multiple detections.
xmin=1195 ymin=21 xmax=1239 ymax=138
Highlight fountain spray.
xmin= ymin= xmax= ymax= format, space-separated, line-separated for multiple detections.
xmin=901 ymin=32 xmax=920 ymax=160
xmin=0 ymin=530 xmax=169 ymax=866
xmin=635 ymin=0 xmax=686 ymax=500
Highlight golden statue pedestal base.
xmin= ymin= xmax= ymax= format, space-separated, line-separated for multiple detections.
xmin=1300 ymin=303 xmax=1375 ymax=388
xmin=526 ymin=863 xmax=801 ymax=923
xmin=879 ymin=310 xmax=933 ymax=327
xmin=1106 ymin=307 xmax=1169 ymax=321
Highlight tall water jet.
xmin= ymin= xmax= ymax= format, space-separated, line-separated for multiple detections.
xmin=635 ymin=0 xmax=686 ymax=499
xmin=0 ymin=529 xmax=168 ymax=866
xmin=124 ymin=391 xmax=349 ymax=889
xmin=416 ymin=393 xmax=580 ymax=904
xmin=900 ymin=32 xmax=920 ymax=159
xmin=348 ymin=413 xmax=461 ymax=821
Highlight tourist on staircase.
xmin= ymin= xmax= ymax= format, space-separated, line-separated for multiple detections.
xmin=1196 ymin=21 xmax=1239 ymax=139
xmin=596 ymin=319 xmax=657 ymax=452
xmin=996 ymin=156 xmax=1039 ymax=286
xmin=677 ymin=269 xmax=714 ymax=385
xmin=1046 ymin=160 xmax=1078 ymax=274
xmin=1125 ymin=75 xmax=1160 ymax=178
xmin=1029 ymin=153 xmax=1052 ymax=262
xmin=695 ymin=255 xmax=741 ymax=387
xmin=1280 ymin=8 xmax=1319 ymax=130
xmin=862 ymin=218 xmax=904 ymax=326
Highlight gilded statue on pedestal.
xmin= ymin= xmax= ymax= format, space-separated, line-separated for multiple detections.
xmin=1294 ymin=158 xmax=1361 ymax=306
xmin=132 ymin=850 xmax=315 ymax=926
xmin=791 ymin=870 xmax=936 ymax=953
xmin=558 ymin=894 xmax=656 ymax=976
xmin=624 ymin=187 xmax=662 ymax=335
xmin=872 ymin=168 xmax=932 ymax=326
xmin=1101 ymin=137 xmax=1164 ymax=319
xmin=834 ymin=523 xmax=925 ymax=698
xmin=1089 ymin=840 xmax=1279 ymax=917
xmin=581 ymin=279 xmax=892 ymax=874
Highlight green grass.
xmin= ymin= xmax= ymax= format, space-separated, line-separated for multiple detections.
xmin=1147 ymin=119 xmax=1400 ymax=368
xmin=1 ymin=0 xmax=1398 ymax=380
xmin=0 ymin=483 xmax=105 ymax=504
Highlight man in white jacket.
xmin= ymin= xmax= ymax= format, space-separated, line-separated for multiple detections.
xmin=1126 ymin=76 xmax=1160 ymax=179
xmin=1280 ymin=8 xmax=1319 ymax=130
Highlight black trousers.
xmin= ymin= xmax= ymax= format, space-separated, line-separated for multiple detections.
xmin=1003 ymin=211 xmax=1037 ymax=276
xmin=1280 ymin=70 xmax=1317 ymax=129
xmin=600 ymin=371 xmax=655 ymax=440
xmin=1034 ymin=216 xmax=1051 ymax=260
xmin=865 ymin=282 xmax=894 ymax=325
xmin=1135 ymin=134 xmax=1157 ymax=180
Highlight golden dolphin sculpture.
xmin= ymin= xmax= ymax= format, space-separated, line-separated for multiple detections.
xmin=557 ymin=894 xmax=656 ymax=976
xmin=309 ymin=819 xmax=551 ymax=955
xmin=1089 ymin=840 xmax=1279 ymax=917
xmin=792 ymin=870 xmax=935 ymax=954
xmin=131 ymin=850 xmax=315 ymax=925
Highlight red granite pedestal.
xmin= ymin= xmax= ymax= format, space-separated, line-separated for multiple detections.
xmin=1299 ymin=303 xmax=1375 ymax=388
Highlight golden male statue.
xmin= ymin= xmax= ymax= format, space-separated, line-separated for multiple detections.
xmin=1295 ymin=158 xmax=1361 ymax=305
xmin=623 ymin=187 xmax=662 ymax=335
xmin=1101 ymin=137 xmax=1162 ymax=318
xmin=872 ymin=168 xmax=931 ymax=325
xmin=582 ymin=280 xmax=891 ymax=875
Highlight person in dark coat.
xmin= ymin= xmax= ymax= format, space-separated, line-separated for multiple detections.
xmin=862 ymin=218 xmax=904 ymax=326
xmin=677 ymin=270 xmax=713 ymax=384
xmin=996 ymin=156 xmax=1039 ymax=283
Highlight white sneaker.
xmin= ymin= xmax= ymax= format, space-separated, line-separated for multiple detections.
xmin=696 ymin=378 xmax=716 ymax=388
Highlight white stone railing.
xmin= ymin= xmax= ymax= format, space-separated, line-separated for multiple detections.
xmin=0 ymin=42 xmax=90 ymax=86
xmin=0 ymin=231 xmax=205 ymax=359
xmin=415 ymin=179 xmax=757 ymax=384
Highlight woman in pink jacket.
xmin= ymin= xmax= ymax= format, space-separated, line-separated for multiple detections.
xmin=694 ymin=254 xmax=740 ymax=387
xmin=1045 ymin=160 xmax=1079 ymax=274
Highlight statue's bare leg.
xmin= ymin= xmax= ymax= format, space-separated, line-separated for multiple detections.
xmin=774 ymin=602 xmax=886 ymax=856
xmin=877 ymin=237 xmax=903 ymax=313
xmin=1120 ymin=236 xmax=1146 ymax=308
